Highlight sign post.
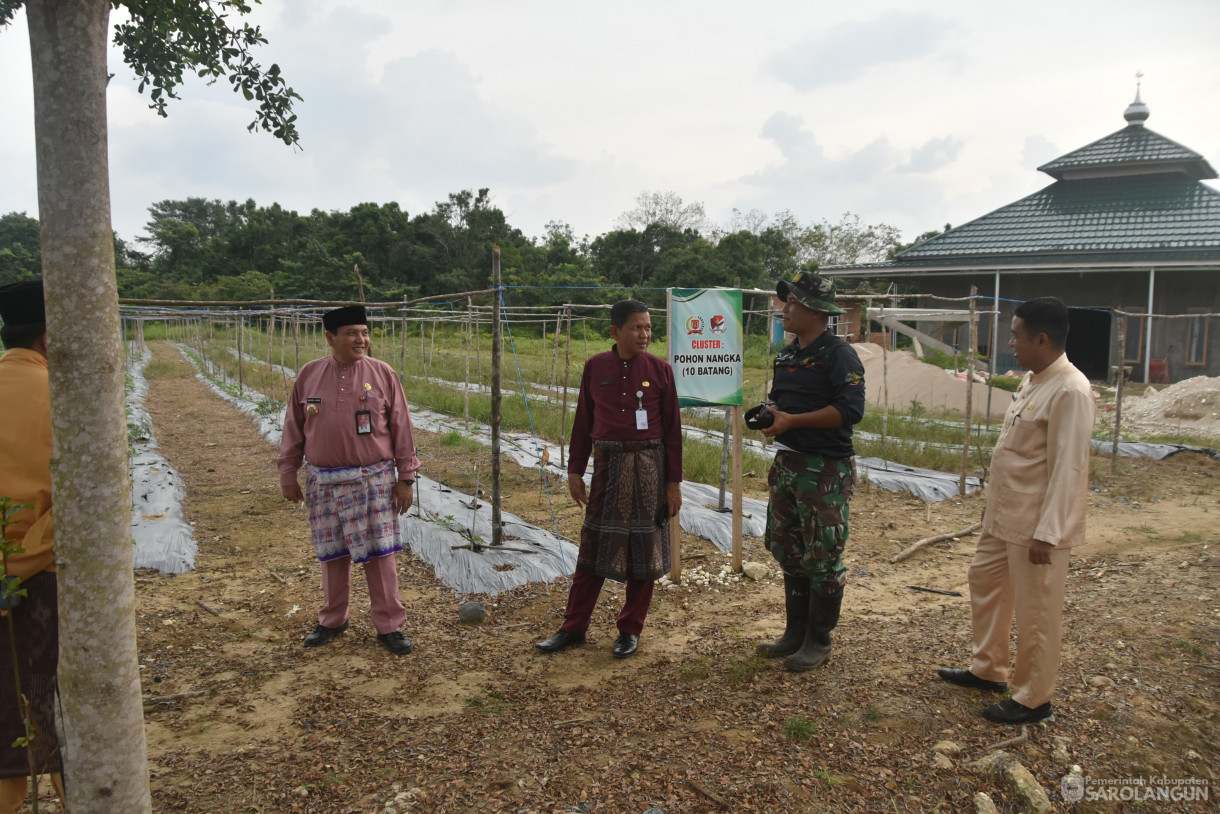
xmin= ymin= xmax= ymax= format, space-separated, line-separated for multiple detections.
xmin=668 ymin=288 xmax=746 ymax=574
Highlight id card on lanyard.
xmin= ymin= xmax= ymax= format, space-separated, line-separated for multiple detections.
xmin=635 ymin=390 xmax=648 ymax=430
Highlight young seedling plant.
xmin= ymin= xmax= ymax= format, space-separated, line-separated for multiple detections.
xmin=0 ymin=496 xmax=41 ymax=814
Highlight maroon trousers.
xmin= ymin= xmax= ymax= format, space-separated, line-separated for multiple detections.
xmin=559 ymin=570 xmax=654 ymax=636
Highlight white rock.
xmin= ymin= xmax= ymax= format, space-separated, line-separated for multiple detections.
xmin=931 ymin=740 xmax=963 ymax=756
xmin=742 ymin=561 xmax=769 ymax=580
xmin=972 ymin=792 xmax=999 ymax=814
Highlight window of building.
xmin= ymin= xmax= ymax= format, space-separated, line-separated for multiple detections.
xmin=1186 ymin=308 xmax=1209 ymax=367
xmin=1121 ymin=308 xmax=1145 ymax=364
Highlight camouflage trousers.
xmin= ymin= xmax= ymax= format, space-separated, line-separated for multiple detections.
xmin=764 ymin=450 xmax=857 ymax=596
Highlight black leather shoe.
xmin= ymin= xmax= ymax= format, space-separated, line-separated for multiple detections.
xmin=983 ymin=698 xmax=1053 ymax=725
xmin=376 ymin=631 xmax=413 ymax=655
xmin=535 ymin=630 xmax=585 ymax=653
xmin=938 ymin=667 xmax=1007 ymax=693
xmin=612 ymin=633 xmax=639 ymax=659
xmin=303 ymin=621 xmax=349 ymax=647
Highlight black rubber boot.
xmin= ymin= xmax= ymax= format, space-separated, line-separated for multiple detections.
xmin=784 ymin=588 xmax=843 ymax=672
xmin=757 ymin=574 xmax=811 ymax=659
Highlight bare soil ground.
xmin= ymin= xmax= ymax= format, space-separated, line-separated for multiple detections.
xmin=127 ymin=343 xmax=1218 ymax=813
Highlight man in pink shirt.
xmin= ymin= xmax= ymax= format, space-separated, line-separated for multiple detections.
xmin=279 ymin=305 xmax=420 ymax=655
xmin=938 ymin=297 xmax=1096 ymax=724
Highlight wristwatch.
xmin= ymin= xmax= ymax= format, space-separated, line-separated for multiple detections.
xmin=400 ymin=478 xmax=415 ymax=485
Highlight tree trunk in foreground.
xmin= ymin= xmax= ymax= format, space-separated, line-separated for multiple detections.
xmin=26 ymin=0 xmax=152 ymax=810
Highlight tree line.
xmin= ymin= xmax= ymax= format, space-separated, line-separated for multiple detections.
xmin=1 ymin=190 xmax=936 ymax=307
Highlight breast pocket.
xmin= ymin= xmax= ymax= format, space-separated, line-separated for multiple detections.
xmin=1004 ymin=419 xmax=1047 ymax=460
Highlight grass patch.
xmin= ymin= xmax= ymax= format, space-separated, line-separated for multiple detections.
xmin=784 ymin=715 xmax=815 ymax=742
xmin=1174 ymin=531 xmax=1203 ymax=543
xmin=812 ymin=768 xmax=842 ymax=787
xmin=1121 ymin=525 xmax=1161 ymax=539
xmin=862 ymin=705 xmax=883 ymax=723
xmin=1175 ymin=637 xmax=1205 ymax=657
xmin=143 ymin=359 xmax=183 ymax=379
xmin=464 ymin=691 xmax=515 ymax=714
xmin=727 ymin=652 xmax=767 ymax=681
xmin=440 ymin=429 xmax=484 ymax=452
xmin=680 ymin=656 xmax=712 ymax=680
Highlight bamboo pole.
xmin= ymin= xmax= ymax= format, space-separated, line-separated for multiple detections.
xmin=464 ymin=297 xmax=472 ymax=422
xmin=561 ymin=306 xmax=572 ymax=469
xmin=880 ymin=300 xmax=890 ymax=465
xmin=491 ymin=248 xmax=503 ymax=548
xmin=550 ymin=312 xmax=561 ymax=398
xmin=732 ymin=404 xmax=744 ymax=573
xmin=1112 ymin=312 xmax=1127 ymax=474
xmin=399 ymin=300 xmax=407 ymax=379
xmin=237 ymin=314 xmax=245 ymax=395
xmin=718 ymin=407 xmax=731 ymax=511
xmin=959 ymin=285 xmax=977 ymax=496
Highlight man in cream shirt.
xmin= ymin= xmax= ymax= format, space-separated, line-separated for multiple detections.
xmin=938 ymin=297 xmax=1096 ymax=724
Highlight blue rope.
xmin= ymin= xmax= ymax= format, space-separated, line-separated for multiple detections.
xmin=497 ymin=288 xmax=572 ymax=584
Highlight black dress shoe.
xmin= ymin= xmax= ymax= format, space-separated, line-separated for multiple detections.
xmin=535 ymin=630 xmax=585 ymax=653
xmin=612 ymin=633 xmax=639 ymax=659
xmin=937 ymin=667 xmax=1007 ymax=693
xmin=983 ymin=698 xmax=1053 ymax=724
xmin=376 ymin=631 xmax=414 ymax=655
xmin=303 ymin=620 xmax=349 ymax=647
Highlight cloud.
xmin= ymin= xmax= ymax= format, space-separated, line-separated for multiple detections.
xmin=901 ymin=136 xmax=964 ymax=173
xmin=103 ymin=6 xmax=577 ymax=238
xmin=722 ymin=111 xmax=975 ymax=238
xmin=1022 ymin=135 xmax=1061 ymax=170
xmin=769 ymin=12 xmax=956 ymax=90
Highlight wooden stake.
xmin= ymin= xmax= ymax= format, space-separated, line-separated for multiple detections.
xmin=732 ymin=404 xmax=744 ymax=573
xmin=959 ymin=285 xmax=977 ymax=497
xmin=491 ymin=248 xmax=503 ymax=548
xmin=1112 ymin=312 xmax=1126 ymax=474
xmin=560 ymin=306 xmax=572 ymax=468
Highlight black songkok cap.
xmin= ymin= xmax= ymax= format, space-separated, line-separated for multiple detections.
xmin=0 ymin=280 xmax=46 ymax=327
xmin=322 ymin=305 xmax=368 ymax=333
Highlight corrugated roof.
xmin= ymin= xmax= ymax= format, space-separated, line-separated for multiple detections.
xmin=1038 ymin=125 xmax=1216 ymax=180
xmin=894 ymin=174 xmax=1220 ymax=262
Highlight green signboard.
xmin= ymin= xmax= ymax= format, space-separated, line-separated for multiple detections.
xmin=668 ymin=288 xmax=744 ymax=407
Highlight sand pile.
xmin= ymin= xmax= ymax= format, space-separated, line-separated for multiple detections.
xmin=851 ymin=343 xmax=1010 ymax=420
xmin=1117 ymin=376 xmax=1220 ymax=441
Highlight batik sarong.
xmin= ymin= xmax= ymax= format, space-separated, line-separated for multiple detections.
xmin=305 ymin=458 xmax=403 ymax=564
xmin=0 ymin=571 xmax=61 ymax=778
xmin=578 ymin=439 xmax=670 ymax=582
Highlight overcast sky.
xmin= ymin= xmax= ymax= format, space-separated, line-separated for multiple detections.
xmin=3 ymin=0 xmax=1218 ymax=248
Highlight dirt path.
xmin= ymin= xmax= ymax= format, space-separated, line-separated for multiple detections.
xmin=135 ymin=342 xmax=1219 ymax=813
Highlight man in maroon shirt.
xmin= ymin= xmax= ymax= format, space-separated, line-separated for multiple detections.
xmin=536 ymin=300 xmax=683 ymax=659
xmin=279 ymin=305 xmax=420 ymax=655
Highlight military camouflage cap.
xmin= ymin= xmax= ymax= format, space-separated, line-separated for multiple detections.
xmin=776 ymin=270 xmax=844 ymax=315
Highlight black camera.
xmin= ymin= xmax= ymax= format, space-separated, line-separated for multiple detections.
xmin=745 ymin=403 xmax=774 ymax=430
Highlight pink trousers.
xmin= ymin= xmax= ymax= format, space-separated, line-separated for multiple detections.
xmin=318 ymin=553 xmax=406 ymax=635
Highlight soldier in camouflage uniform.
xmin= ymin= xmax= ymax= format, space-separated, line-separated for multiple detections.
xmin=754 ymin=271 xmax=865 ymax=672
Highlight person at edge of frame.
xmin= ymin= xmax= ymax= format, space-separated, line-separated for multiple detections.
xmin=754 ymin=270 xmax=865 ymax=672
xmin=938 ymin=297 xmax=1096 ymax=725
xmin=0 ymin=280 xmax=67 ymax=812
xmin=535 ymin=299 xmax=683 ymax=660
xmin=278 ymin=305 xmax=420 ymax=656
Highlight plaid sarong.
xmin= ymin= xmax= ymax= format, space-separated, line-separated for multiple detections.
xmin=578 ymin=439 xmax=670 ymax=582
xmin=305 ymin=459 xmax=402 ymax=564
